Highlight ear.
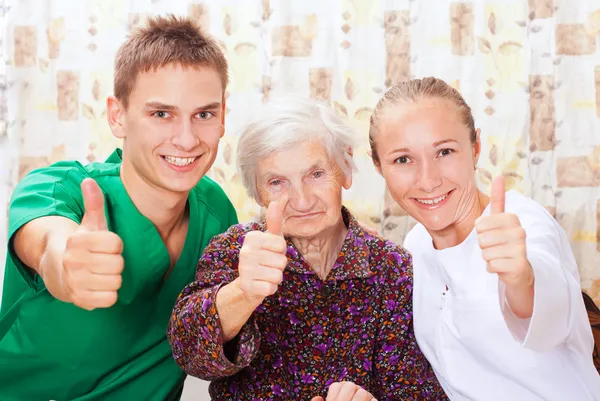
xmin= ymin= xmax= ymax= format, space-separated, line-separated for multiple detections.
xmin=220 ymin=96 xmax=227 ymax=138
xmin=342 ymin=147 xmax=354 ymax=190
xmin=342 ymin=172 xmax=353 ymax=190
xmin=473 ymin=128 xmax=481 ymax=166
xmin=107 ymin=96 xmax=126 ymax=139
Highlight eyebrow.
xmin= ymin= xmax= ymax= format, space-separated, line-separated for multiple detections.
xmin=260 ymin=161 xmax=328 ymax=181
xmin=387 ymin=139 xmax=460 ymax=155
xmin=144 ymin=101 xmax=222 ymax=112
xmin=433 ymin=139 xmax=459 ymax=147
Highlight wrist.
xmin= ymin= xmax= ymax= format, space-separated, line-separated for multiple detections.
xmin=39 ymin=245 xmax=71 ymax=302
xmin=230 ymin=278 xmax=264 ymax=307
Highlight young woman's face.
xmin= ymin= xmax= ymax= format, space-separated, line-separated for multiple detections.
xmin=373 ymin=98 xmax=481 ymax=233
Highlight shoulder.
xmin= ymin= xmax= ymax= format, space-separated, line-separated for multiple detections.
xmin=190 ymin=175 xmax=238 ymax=227
xmin=14 ymin=155 xmax=120 ymax=198
xmin=363 ymin=232 xmax=413 ymax=279
xmin=15 ymin=160 xmax=88 ymax=192
xmin=10 ymin=160 xmax=101 ymax=210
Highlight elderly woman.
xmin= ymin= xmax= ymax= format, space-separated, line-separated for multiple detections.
xmin=167 ymin=97 xmax=446 ymax=401
xmin=368 ymin=77 xmax=600 ymax=400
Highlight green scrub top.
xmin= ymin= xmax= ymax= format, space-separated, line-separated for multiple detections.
xmin=0 ymin=149 xmax=238 ymax=401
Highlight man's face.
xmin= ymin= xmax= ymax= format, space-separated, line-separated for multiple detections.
xmin=110 ymin=63 xmax=224 ymax=194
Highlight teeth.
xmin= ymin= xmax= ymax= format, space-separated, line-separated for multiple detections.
xmin=164 ymin=156 xmax=196 ymax=166
xmin=416 ymin=193 xmax=447 ymax=205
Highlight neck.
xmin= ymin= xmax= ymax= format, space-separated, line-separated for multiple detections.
xmin=292 ymin=215 xmax=348 ymax=280
xmin=430 ymin=190 xmax=489 ymax=250
xmin=120 ymin=160 xmax=189 ymax=240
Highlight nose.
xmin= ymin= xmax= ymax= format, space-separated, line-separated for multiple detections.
xmin=416 ymin=160 xmax=442 ymax=193
xmin=288 ymin=181 xmax=317 ymax=213
xmin=171 ymin=119 xmax=200 ymax=151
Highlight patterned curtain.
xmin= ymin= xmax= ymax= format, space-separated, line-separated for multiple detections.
xmin=1 ymin=0 xmax=600 ymax=305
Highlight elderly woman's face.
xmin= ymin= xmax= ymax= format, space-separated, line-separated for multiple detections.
xmin=257 ymin=141 xmax=351 ymax=238
xmin=374 ymin=98 xmax=480 ymax=233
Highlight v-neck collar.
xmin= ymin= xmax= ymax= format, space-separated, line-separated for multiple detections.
xmin=103 ymin=165 xmax=200 ymax=304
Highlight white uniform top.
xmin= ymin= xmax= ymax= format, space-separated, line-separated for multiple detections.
xmin=404 ymin=190 xmax=600 ymax=401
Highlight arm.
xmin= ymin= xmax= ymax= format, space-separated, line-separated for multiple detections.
xmin=216 ymin=278 xmax=262 ymax=342
xmin=7 ymin=172 xmax=122 ymax=310
xmin=499 ymin=220 xmax=580 ymax=352
xmin=167 ymin=223 xmax=287 ymax=380
xmin=167 ymin=227 xmax=259 ymax=380
xmin=373 ymin=248 xmax=447 ymax=401
xmin=476 ymin=182 xmax=582 ymax=352
xmin=12 ymin=216 xmax=79 ymax=300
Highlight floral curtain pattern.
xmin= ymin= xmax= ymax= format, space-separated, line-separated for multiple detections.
xmin=1 ymin=0 xmax=600 ymax=304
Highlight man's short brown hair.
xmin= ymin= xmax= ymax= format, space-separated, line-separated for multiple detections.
xmin=114 ymin=14 xmax=228 ymax=108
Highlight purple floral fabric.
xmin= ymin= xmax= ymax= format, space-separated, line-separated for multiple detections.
xmin=167 ymin=208 xmax=447 ymax=401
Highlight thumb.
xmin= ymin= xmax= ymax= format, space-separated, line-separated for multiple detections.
xmin=80 ymin=178 xmax=108 ymax=231
xmin=490 ymin=175 xmax=506 ymax=215
xmin=266 ymin=199 xmax=286 ymax=236
xmin=310 ymin=398 xmax=324 ymax=401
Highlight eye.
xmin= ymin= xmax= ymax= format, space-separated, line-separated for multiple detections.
xmin=312 ymin=170 xmax=324 ymax=179
xmin=439 ymin=148 xmax=454 ymax=157
xmin=196 ymin=111 xmax=215 ymax=120
xmin=394 ymin=155 xmax=410 ymax=164
xmin=152 ymin=111 xmax=171 ymax=119
xmin=269 ymin=179 xmax=282 ymax=187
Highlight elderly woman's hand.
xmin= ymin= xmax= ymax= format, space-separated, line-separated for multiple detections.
xmin=238 ymin=200 xmax=288 ymax=304
xmin=310 ymin=382 xmax=377 ymax=401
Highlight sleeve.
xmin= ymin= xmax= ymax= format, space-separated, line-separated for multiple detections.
xmin=166 ymin=224 xmax=261 ymax=380
xmin=499 ymin=204 xmax=585 ymax=352
xmin=7 ymin=165 xmax=86 ymax=291
xmin=373 ymin=246 xmax=448 ymax=401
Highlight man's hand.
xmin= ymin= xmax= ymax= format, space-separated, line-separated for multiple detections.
xmin=44 ymin=178 xmax=124 ymax=310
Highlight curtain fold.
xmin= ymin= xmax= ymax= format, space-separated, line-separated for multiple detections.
xmin=1 ymin=0 xmax=599 ymax=305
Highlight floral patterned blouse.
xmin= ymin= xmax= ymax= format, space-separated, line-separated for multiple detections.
xmin=167 ymin=207 xmax=447 ymax=401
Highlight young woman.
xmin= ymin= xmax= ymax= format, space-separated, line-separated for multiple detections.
xmin=368 ymin=77 xmax=600 ymax=400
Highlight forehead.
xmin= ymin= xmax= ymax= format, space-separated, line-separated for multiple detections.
xmin=378 ymin=99 xmax=469 ymax=145
xmin=128 ymin=63 xmax=223 ymax=106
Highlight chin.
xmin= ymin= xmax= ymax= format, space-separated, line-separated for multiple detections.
xmin=286 ymin=224 xmax=324 ymax=239
xmin=162 ymin=178 xmax=201 ymax=194
xmin=414 ymin=214 xmax=453 ymax=232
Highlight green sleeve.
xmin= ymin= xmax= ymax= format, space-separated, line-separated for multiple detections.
xmin=7 ymin=164 xmax=87 ymax=291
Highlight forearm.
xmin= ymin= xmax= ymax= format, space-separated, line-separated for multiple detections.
xmin=168 ymin=280 xmax=261 ymax=380
xmin=501 ymin=249 xmax=575 ymax=351
xmin=505 ymin=274 xmax=534 ymax=319
xmin=13 ymin=216 xmax=76 ymax=274
xmin=12 ymin=217 xmax=77 ymax=300
xmin=216 ymin=278 xmax=262 ymax=343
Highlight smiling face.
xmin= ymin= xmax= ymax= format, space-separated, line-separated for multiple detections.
xmin=108 ymin=63 xmax=224 ymax=194
xmin=373 ymin=98 xmax=481 ymax=235
xmin=256 ymin=141 xmax=351 ymax=239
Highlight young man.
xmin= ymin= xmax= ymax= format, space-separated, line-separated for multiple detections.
xmin=0 ymin=15 xmax=237 ymax=400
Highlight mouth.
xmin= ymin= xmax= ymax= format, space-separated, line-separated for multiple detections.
xmin=289 ymin=212 xmax=323 ymax=220
xmin=162 ymin=155 xmax=200 ymax=167
xmin=412 ymin=189 xmax=454 ymax=208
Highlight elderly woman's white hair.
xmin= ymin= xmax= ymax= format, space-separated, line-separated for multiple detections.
xmin=236 ymin=96 xmax=358 ymax=203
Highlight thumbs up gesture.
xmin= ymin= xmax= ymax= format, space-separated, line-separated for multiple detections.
xmin=60 ymin=178 xmax=124 ymax=310
xmin=237 ymin=199 xmax=288 ymax=304
xmin=475 ymin=176 xmax=533 ymax=288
